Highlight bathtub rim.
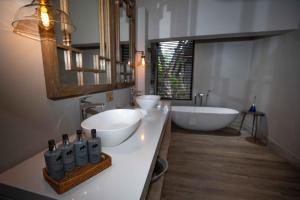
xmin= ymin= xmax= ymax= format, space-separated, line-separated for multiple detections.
xmin=171 ymin=106 xmax=239 ymax=115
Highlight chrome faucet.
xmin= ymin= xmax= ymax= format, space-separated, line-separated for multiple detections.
xmin=130 ymin=87 xmax=142 ymax=106
xmin=205 ymin=90 xmax=211 ymax=106
xmin=194 ymin=91 xmax=204 ymax=106
xmin=80 ymin=96 xmax=105 ymax=121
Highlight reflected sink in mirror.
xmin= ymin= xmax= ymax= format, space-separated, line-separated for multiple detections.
xmin=81 ymin=109 xmax=142 ymax=147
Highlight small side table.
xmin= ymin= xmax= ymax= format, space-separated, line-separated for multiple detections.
xmin=239 ymin=110 xmax=265 ymax=141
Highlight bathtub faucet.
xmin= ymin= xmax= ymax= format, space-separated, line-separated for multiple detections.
xmin=205 ymin=90 xmax=211 ymax=106
xmin=194 ymin=91 xmax=205 ymax=106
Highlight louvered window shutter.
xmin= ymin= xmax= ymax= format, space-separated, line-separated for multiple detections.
xmin=154 ymin=40 xmax=194 ymax=100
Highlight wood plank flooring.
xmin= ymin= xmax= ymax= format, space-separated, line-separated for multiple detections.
xmin=161 ymin=126 xmax=300 ymax=200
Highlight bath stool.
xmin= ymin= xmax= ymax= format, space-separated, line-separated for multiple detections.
xmin=239 ymin=110 xmax=265 ymax=141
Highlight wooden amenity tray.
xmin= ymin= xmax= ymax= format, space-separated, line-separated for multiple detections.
xmin=43 ymin=153 xmax=112 ymax=194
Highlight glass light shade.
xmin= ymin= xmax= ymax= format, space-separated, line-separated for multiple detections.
xmin=12 ymin=0 xmax=76 ymax=40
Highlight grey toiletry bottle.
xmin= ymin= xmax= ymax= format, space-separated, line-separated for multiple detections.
xmin=44 ymin=139 xmax=65 ymax=180
xmin=60 ymin=134 xmax=75 ymax=171
xmin=74 ymin=130 xmax=88 ymax=166
xmin=88 ymin=129 xmax=102 ymax=164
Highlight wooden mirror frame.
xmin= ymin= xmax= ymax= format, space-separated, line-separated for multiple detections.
xmin=40 ymin=0 xmax=136 ymax=99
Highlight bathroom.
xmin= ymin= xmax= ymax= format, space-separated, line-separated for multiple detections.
xmin=0 ymin=0 xmax=300 ymax=199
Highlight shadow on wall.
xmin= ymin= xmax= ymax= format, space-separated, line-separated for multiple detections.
xmin=137 ymin=0 xmax=300 ymax=40
xmin=192 ymin=40 xmax=254 ymax=110
xmin=207 ymin=43 xmax=246 ymax=109
xmin=247 ymin=30 xmax=300 ymax=161
xmin=138 ymin=0 xmax=199 ymax=39
xmin=172 ymin=41 xmax=251 ymax=109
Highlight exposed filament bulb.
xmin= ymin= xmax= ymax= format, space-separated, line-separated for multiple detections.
xmin=40 ymin=5 xmax=50 ymax=29
xmin=141 ymin=56 xmax=145 ymax=66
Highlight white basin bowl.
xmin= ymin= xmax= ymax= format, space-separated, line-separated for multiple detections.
xmin=81 ymin=109 xmax=142 ymax=147
xmin=136 ymin=95 xmax=161 ymax=110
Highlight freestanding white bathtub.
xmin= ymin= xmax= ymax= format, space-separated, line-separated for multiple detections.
xmin=172 ymin=106 xmax=239 ymax=131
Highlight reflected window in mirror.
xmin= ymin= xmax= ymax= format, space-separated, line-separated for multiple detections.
xmin=53 ymin=0 xmax=112 ymax=86
xmin=116 ymin=1 xmax=134 ymax=84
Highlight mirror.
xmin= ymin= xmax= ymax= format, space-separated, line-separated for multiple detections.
xmin=116 ymin=0 xmax=135 ymax=85
xmin=40 ymin=0 xmax=136 ymax=99
xmin=53 ymin=0 xmax=111 ymax=86
xmin=116 ymin=3 xmax=130 ymax=83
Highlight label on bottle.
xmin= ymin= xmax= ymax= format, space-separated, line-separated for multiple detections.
xmin=88 ymin=139 xmax=102 ymax=164
xmin=61 ymin=145 xmax=75 ymax=171
xmin=44 ymin=150 xmax=65 ymax=180
xmin=75 ymin=141 xmax=88 ymax=166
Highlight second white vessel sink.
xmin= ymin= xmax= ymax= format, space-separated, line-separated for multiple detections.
xmin=136 ymin=95 xmax=161 ymax=110
xmin=81 ymin=109 xmax=142 ymax=147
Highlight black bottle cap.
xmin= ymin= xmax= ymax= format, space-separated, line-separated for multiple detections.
xmin=77 ymin=130 xmax=83 ymax=140
xmin=48 ymin=139 xmax=55 ymax=151
xmin=76 ymin=130 xmax=82 ymax=135
xmin=91 ymin=129 xmax=97 ymax=138
xmin=62 ymin=134 xmax=69 ymax=141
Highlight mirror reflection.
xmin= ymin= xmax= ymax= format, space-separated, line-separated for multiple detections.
xmin=117 ymin=3 xmax=133 ymax=84
xmin=53 ymin=0 xmax=111 ymax=86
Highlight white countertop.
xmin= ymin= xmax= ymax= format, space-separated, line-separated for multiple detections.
xmin=0 ymin=104 xmax=170 ymax=200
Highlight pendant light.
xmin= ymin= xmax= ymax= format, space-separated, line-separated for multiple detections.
xmin=11 ymin=0 xmax=76 ymax=40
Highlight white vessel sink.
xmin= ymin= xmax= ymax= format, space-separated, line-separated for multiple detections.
xmin=136 ymin=95 xmax=161 ymax=110
xmin=81 ymin=109 xmax=142 ymax=147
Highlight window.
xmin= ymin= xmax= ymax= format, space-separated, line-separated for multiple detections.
xmin=151 ymin=40 xmax=194 ymax=100
xmin=121 ymin=44 xmax=130 ymax=63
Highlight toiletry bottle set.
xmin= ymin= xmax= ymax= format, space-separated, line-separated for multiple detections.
xmin=44 ymin=129 xmax=102 ymax=181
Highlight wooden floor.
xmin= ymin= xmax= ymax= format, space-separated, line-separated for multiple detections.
xmin=161 ymin=126 xmax=300 ymax=200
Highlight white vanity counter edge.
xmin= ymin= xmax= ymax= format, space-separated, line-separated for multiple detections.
xmin=0 ymin=103 xmax=170 ymax=200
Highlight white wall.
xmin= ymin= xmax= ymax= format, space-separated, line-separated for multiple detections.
xmin=190 ymin=41 xmax=253 ymax=111
xmin=137 ymin=0 xmax=300 ymax=40
xmin=248 ymin=30 xmax=300 ymax=166
xmin=0 ymin=0 xmax=130 ymax=173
